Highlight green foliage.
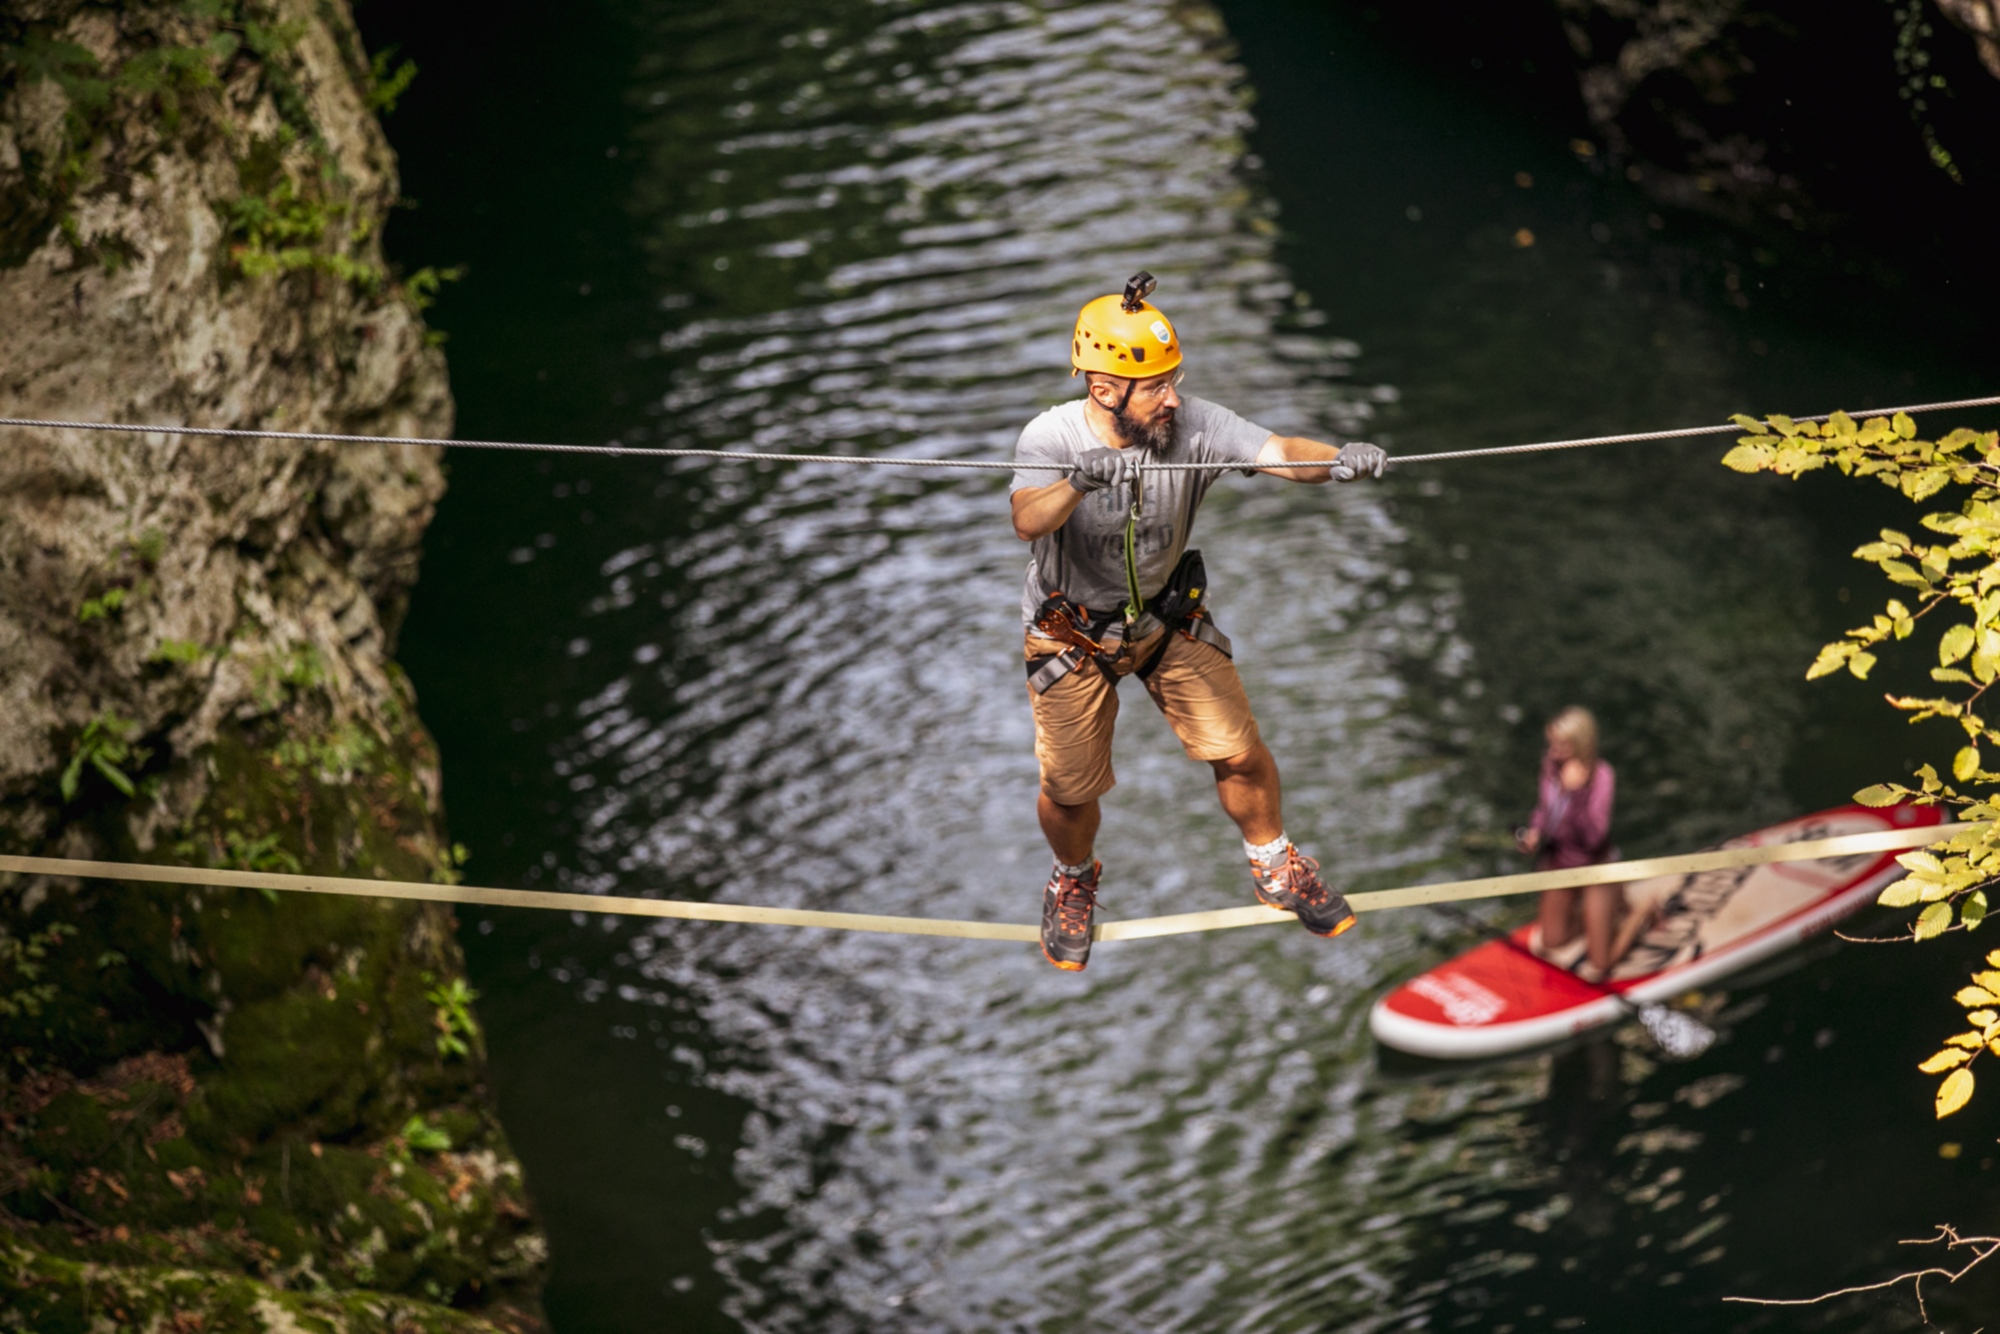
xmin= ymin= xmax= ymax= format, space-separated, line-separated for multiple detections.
xmin=1726 ymin=407 xmax=2000 ymax=1116
xmin=425 ymin=977 xmax=480 ymax=1060
xmin=0 ymin=922 xmax=76 ymax=1021
xmin=366 ymin=46 xmax=419 ymax=114
xmin=1913 ymin=950 xmax=2000 ymax=1117
xmin=0 ymin=33 xmax=111 ymax=113
xmin=60 ymin=713 xmax=150 ymax=803
xmin=147 ymin=637 xmax=211 ymax=665
xmin=75 ymin=586 xmax=130 ymax=623
xmin=221 ymin=829 xmax=302 ymax=875
xmin=223 ymin=175 xmax=382 ymax=288
xmin=431 ymin=841 xmax=469 ymax=887
xmin=132 ymin=526 xmax=167 ymax=568
xmin=401 ymin=264 xmax=465 ymax=314
xmin=272 ymin=719 xmax=378 ymax=786
xmin=251 ymin=643 xmax=326 ymax=709
xmin=1888 ymin=0 xmax=1963 ymax=183
xmin=114 ymin=34 xmax=235 ymax=132
xmin=399 ymin=1115 xmax=452 ymax=1153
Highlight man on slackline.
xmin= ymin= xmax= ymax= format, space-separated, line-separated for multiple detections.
xmin=1010 ymin=273 xmax=1390 ymax=971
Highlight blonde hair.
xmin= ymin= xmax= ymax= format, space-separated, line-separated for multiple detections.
xmin=1547 ymin=706 xmax=1599 ymax=765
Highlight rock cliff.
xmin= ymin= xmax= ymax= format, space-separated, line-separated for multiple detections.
xmin=0 ymin=1 xmax=544 ymax=1329
xmin=1548 ymin=0 xmax=2000 ymax=224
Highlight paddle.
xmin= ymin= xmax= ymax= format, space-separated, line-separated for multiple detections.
xmin=1429 ymin=902 xmax=1717 ymax=1059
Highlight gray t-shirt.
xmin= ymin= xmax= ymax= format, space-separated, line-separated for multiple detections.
xmin=1009 ymin=395 xmax=1272 ymax=624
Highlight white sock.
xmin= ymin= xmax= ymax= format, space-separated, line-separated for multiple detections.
xmin=1245 ymin=833 xmax=1289 ymax=864
xmin=1056 ymin=857 xmax=1093 ymax=878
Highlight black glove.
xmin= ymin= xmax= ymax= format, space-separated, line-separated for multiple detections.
xmin=1068 ymin=446 xmax=1138 ymax=493
xmin=1330 ymin=441 xmax=1388 ymax=482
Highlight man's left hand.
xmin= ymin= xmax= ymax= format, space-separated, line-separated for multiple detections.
xmin=1331 ymin=441 xmax=1388 ymax=482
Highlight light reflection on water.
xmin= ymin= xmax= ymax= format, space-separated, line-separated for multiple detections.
xmin=561 ymin=3 xmax=1465 ymax=1328
xmin=384 ymin=0 xmax=2000 ymax=1328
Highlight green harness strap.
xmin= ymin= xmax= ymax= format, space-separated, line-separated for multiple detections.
xmin=1122 ymin=459 xmax=1145 ymax=623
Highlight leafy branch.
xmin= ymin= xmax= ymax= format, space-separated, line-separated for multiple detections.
xmin=59 ymin=713 xmax=150 ymax=803
xmin=1724 ymin=407 xmax=2000 ymax=1116
xmin=0 ymin=922 xmax=77 ymax=1021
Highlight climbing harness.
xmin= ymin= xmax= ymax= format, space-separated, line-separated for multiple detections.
xmin=0 ymin=821 xmax=1969 ymax=946
xmin=2 ymin=393 xmax=1994 ymax=471
xmin=1027 ymin=549 xmax=1230 ymax=694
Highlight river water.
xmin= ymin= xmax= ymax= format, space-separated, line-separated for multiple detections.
xmin=361 ymin=0 xmax=2000 ymax=1328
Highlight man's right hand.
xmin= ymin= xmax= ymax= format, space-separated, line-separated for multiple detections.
xmin=1068 ymin=446 xmax=1137 ymax=493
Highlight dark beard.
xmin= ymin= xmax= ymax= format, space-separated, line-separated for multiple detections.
xmin=1112 ymin=406 xmax=1176 ymax=452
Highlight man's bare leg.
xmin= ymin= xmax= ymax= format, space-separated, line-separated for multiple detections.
xmin=1038 ymin=793 xmax=1101 ymax=866
xmin=1210 ymin=739 xmax=1283 ymax=844
xmin=1213 ymin=739 xmax=1356 ymax=936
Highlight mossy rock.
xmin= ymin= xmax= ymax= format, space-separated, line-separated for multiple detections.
xmin=0 ymin=1242 xmax=537 ymax=1333
xmin=2 ymin=703 xmax=545 ymax=1324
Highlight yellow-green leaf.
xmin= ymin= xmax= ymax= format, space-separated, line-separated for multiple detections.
xmin=1730 ymin=413 xmax=1763 ymax=431
xmin=1969 ymin=1009 xmax=1997 ymax=1027
xmin=1947 ymin=1030 xmax=1987 ymax=1048
xmin=1807 ymin=642 xmax=1856 ymax=680
xmin=1957 ymin=747 xmax=1982 ymax=782
xmin=1942 ymin=624 xmax=1977 ymax=664
xmin=1921 ymin=1048 xmax=1972 ymax=1073
xmin=1937 ymin=1067 xmax=1975 ymax=1118
xmin=1986 ymin=949 xmax=2000 ymax=968
xmin=1919 ymin=903 xmax=1956 ymax=940
xmin=1973 ymin=970 xmax=2000 ymax=992
xmin=1849 ymin=652 xmax=1878 ymax=679
xmin=1906 ymin=470 xmax=1951 ymax=502
xmin=1879 ymin=877 xmax=1924 ymax=907
xmin=1894 ymin=411 xmax=1918 ymax=440
xmin=1968 ymin=891 xmax=1990 ymax=931
xmin=1953 ymin=986 xmax=1996 ymax=1006
xmin=1769 ymin=414 xmax=1799 ymax=436
xmin=1855 ymin=784 xmax=1902 ymax=808
xmin=1721 ymin=443 xmax=1775 ymax=473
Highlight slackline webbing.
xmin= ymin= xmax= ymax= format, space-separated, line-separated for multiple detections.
xmin=0 ymin=822 xmax=1966 ymax=945
xmin=1 ymin=393 xmax=1995 ymax=471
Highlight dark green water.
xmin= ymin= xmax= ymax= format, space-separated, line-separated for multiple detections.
xmin=358 ymin=0 xmax=2000 ymax=1327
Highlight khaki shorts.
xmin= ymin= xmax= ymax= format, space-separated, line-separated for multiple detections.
xmin=1026 ymin=629 xmax=1261 ymax=805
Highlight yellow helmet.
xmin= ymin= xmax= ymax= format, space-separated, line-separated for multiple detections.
xmin=1071 ymin=271 xmax=1182 ymax=378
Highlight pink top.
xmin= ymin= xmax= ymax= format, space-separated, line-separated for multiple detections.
xmin=1528 ymin=755 xmax=1616 ymax=870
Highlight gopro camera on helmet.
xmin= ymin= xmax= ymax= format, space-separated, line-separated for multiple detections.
xmin=1121 ymin=271 xmax=1156 ymax=313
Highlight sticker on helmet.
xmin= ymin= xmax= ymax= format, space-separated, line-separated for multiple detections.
xmin=1150 ymin=321 xmax=1172 ymax=345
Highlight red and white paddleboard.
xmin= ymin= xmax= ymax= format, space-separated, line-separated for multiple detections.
xmin=1370 ymin=803 xmax=1946 ymax=1060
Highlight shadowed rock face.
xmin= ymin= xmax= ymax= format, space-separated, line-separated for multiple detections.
xmin=1937 ymin=0 xmax=2000 ymax=78
xmin=0 ymin=1 xmax=545 ymax=1327
xmin=1548 ymin=0 xmax=2000 ymax=226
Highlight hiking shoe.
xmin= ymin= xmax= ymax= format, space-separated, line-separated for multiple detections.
xmin=1040 ymin=860 xmax=1101 ymax=971
xmin=1251 ymin=845 xmax=1358 ymax=938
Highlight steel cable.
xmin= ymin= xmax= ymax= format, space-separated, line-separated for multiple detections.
xmin=2 ymin=393 xmax=1995 ymax=472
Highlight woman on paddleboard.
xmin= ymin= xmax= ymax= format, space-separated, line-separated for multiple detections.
xmin=1517 ymin=707 xmax=1641 ymax=979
